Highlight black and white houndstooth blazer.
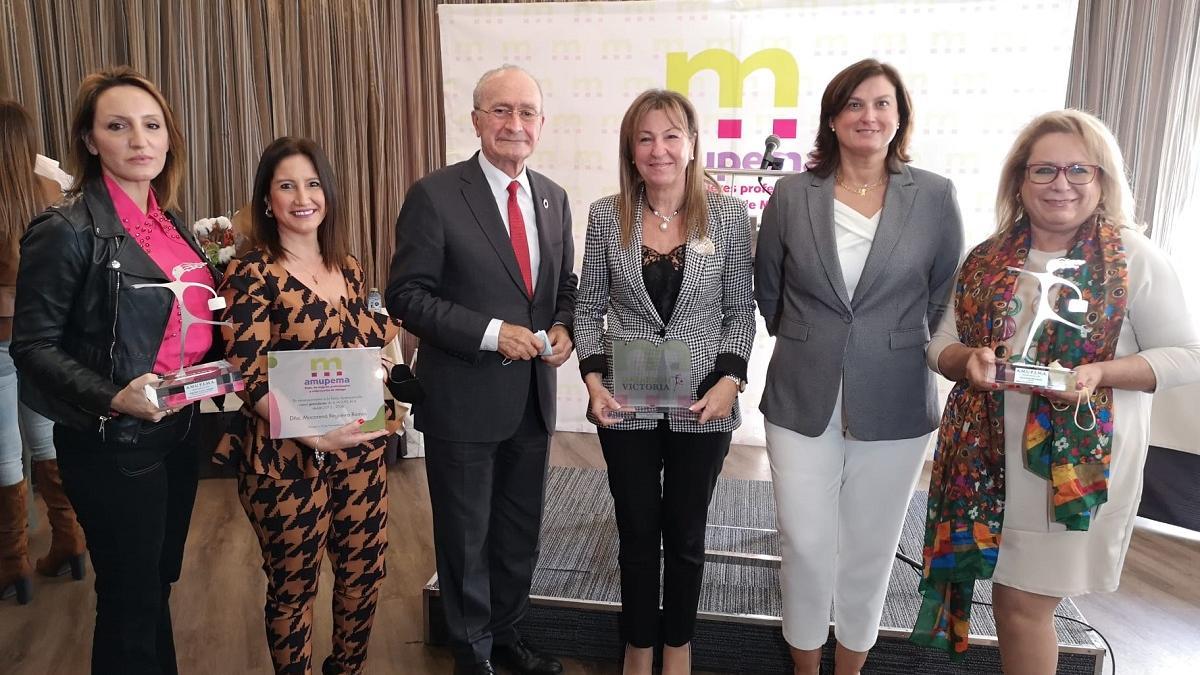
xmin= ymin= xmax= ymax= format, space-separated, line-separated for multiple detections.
xmin=573 ymin=191 xmax=755 ymax=432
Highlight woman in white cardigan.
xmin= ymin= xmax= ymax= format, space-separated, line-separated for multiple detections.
xmin=914 ymin=109 xmax=1200 ymax=673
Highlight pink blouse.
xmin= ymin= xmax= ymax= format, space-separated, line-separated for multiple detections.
xmin=104 ymin=176 xmax=214 ymax=374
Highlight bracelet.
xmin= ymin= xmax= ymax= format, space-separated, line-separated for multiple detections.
xmin=722 ymin=373 xmax=746 ymax=393
xmin=313 ymin=434 xmax=327 ymax=468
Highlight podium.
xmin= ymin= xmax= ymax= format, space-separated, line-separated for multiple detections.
xmin=707 ymin=166 xmax=802 ymax=259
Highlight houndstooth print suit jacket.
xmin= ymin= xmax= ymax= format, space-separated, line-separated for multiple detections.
xmin=573 ymin=191 xmax=755 ymax=433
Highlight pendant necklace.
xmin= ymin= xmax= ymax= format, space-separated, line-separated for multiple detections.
xmin=836 ymin=172 xmax=888 ymax=197
xmin=647 ymin=201 xmax=680 ymax=232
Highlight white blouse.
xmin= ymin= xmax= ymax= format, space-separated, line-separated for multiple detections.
xmin=833 ymin=199 xmax=881 ymax=300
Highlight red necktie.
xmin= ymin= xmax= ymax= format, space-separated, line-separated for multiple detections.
xmin=507 ymin=180 xmax=534 ymax=297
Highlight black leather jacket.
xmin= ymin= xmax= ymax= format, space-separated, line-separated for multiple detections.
xmin=11 ymin=176 xmax=220 ymax=445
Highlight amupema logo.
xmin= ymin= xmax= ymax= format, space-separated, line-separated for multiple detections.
xmin=666 ymin=47 xmax=806 ymax=173
xmin=304 ymin=357 xmax=352 ymax=393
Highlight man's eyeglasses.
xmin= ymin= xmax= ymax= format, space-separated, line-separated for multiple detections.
xmin=1025 ymin=163 xmax=1101 ymax=185
xmin=475 ymin=106 xmax=541 ymax=123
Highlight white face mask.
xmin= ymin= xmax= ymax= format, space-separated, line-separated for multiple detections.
xmin=1051 ymin=388 xmax=1097 ymax=431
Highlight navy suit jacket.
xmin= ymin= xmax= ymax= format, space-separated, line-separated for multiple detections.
xmin=386 ymin=153 xmax=577 ymax=442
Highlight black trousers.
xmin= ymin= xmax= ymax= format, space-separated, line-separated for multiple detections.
xmin=597 ymin=422 xmax=731 ymax=648
xmin=55 ymin=412 xmax=199 ymax=675
xmin=424 ymin=386 xmax=550 ymax=665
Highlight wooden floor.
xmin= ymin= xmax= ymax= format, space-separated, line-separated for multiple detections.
xmin=2 ymin=431 xmax=1197 ymax=674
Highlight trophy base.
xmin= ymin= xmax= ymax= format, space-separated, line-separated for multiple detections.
xmin=994 ymin=362 xmax=1077 ymax=393
xmin=611 ymin=406 xmax=700 ymax=422
xmin=145 ymin=360 xmax=245 ymax=409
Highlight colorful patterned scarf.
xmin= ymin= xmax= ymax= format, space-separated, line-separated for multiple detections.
xmin=910 ymin=217 xmax=1127 ymax=658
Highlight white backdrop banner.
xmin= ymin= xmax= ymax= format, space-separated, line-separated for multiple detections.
xmin=439 ymin=0 xmax=1078 ymax=445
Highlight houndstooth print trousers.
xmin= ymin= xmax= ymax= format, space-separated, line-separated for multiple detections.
xmin=238 ymin=457 xmax=388 ymax=674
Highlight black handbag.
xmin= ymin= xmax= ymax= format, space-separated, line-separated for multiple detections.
xmin=386 ymin=363 xmax=425 ymax=404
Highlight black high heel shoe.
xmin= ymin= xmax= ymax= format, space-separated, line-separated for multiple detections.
xmin=42 ymin=553 xmax=86 ymax=580
xmin=0 ymin=576 xmax=33 ymax=605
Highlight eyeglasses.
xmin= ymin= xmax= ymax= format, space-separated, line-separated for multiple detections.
xmin=475 ymin=106 xmax=542 ymax=123
xmin=1025 ymin=163 xmax=1101 ymax=185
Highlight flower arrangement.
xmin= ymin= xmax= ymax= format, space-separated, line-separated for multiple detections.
xmin=191 ymin=216 xmax=239 ymax=267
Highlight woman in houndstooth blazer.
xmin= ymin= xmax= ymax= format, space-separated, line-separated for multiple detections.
xmin=574 ymin=89 xmax=755 ymax=675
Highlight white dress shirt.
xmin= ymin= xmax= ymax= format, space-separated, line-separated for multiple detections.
xmin=477 ymin=152 xmax=541 ymax=351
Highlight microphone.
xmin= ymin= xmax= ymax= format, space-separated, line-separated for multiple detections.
xmin=760 ymin=134 xmax=784 ymax=170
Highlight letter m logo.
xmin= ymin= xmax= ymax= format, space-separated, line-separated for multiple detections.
xmin=310 ymin=357 xmax=343 ymax=377
xmin=665 ymin=48 xmax=798 ymax=108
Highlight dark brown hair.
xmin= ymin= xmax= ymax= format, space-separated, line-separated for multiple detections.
xmin=807 ymin=59 xmax=913 ymax=178
xmin=250 ymin=137 xmax=347 ymax=268
xmin=0 ymin=100 xmax=50 ymax=254
xmin=67 ymin=66 xmax=186 ymax=211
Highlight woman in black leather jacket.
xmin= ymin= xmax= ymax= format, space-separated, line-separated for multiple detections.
xmin=10 ymin=67 xmax=217 ymax=675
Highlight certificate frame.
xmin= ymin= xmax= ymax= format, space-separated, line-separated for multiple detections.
xmin=266 ymin=347 xmax=386 ymax=439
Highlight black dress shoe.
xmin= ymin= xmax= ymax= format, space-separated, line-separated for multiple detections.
xmin=492 ymin=640 xmax=563 ymax=675
xmin=455 ymin=660 xmax=496 ymax=675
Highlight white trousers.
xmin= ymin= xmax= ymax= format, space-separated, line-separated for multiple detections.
xmin=765 ymin=403 xmax=929 ymax=652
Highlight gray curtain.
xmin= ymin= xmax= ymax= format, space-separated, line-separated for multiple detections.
xmin=1067 ymin=0 xmax=1200 ymax=252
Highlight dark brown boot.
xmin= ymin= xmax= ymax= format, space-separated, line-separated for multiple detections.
xmin=31 ymin=460 xmax=86 ymax=580
xmin=0 ymin=481 xmax=33 ymax=604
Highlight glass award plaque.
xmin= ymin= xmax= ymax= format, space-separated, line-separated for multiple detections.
xmin=994 ymin=258 xmax=1088 ymax=393
xmin=610 ymin=339 xmax=698 ymax=421
xmin=135 ymin=262 xmax=245 ymax=408
xmin=994 ymin=361 xmax=1078 ymax=393
xmin=145 ymin=360 xmax=244 ymax=408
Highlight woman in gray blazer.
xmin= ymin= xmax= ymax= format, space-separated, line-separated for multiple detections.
xmin=574 ymin=89 xmax=754 ymax=675
xmin=754 ymin=59 xmax=963 ymax=674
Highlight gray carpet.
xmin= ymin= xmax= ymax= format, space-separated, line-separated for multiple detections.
xmin=426 ymin=466 xmax=1106 ymax=673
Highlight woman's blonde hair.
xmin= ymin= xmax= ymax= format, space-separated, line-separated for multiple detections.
xmin=995 ymin=109 xmax=1137 ymax=235
xmin=616 ymin=89 xmax=713 ymax=247
xmin=0 ymin=100 xmax=51 ymax=256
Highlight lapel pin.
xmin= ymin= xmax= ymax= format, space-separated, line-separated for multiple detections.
xmin=542 ymin=198 xmax=549 ymax=209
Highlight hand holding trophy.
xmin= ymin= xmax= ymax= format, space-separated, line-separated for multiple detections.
xmin=135 ymin=262 xmax=245 ymax=409
xmin=993 ymin=257 xmax=1089 ymax=394
xmin=608 ymin=338 xmax=699 ymax=422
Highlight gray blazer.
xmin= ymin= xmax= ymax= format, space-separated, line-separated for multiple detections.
xmin=755 ymin=164 xmax=963 ymax=440
xmin=385 ymin=153 xmax=577 ymax=443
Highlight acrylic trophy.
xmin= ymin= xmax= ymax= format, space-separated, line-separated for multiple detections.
xmin=993 ymin=258 xmax=1088 ymax=393
xmin=135 ymin=262 xmax=245 ymax=408
xmin=610 ymin=339 xmax=698 ymax=422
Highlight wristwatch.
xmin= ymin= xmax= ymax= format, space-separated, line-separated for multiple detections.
xmin=722 ymin=373 xmax=746 ymax=393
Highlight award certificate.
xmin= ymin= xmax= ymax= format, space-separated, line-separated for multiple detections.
xmin=267 ymin=347 xmax=387 ymax=439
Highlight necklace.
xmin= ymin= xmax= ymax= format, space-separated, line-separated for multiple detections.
xmin=647 ymin=200 xmax=681 ymax=232
xmin=289 ymin=256 xmax=325 ymax=286
xmin=835 ymin=172 xmax=888 ymax=197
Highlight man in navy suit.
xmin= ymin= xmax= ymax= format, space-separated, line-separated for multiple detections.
xmin=386 ymin=65 xmax=576 ymax=675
